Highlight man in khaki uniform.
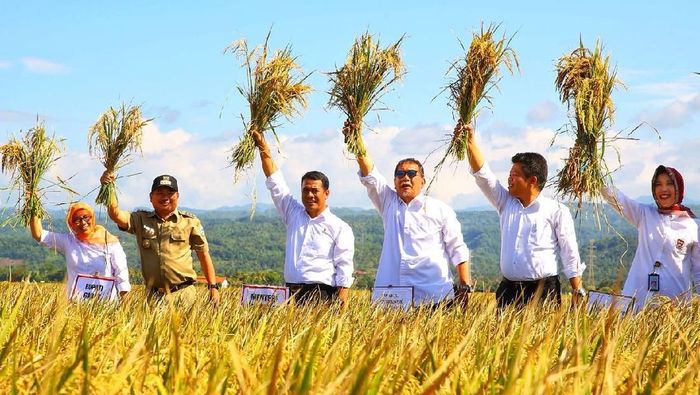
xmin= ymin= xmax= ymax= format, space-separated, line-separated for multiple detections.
xmin=101 ymin=172 xmax=220 ymax=306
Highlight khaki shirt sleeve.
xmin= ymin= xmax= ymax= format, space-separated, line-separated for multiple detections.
xmin=119 ymin=211 xmax=139 ymax=235
xmin=189 ymin=217 xmax=208 ymax=251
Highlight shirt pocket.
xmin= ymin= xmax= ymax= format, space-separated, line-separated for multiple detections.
xmin=528 ymin=218 xmax=553 ymax=251
xmin=406 ymin=219 xmax=442 ymax=245
xmin=303 ymin=227 xmax=335 ymax=258
xmin=170 ymin=231 xmax=187 ymax=244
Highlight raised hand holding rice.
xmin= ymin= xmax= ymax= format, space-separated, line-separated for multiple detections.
xmin=0 ymin=121 xmax=63 ymax=226
xmin=227 ymin=31 xmax=311 ymax=181
xmin=328 ymin=32 xmax=405 ymax=157
xmin=432 ymin=23 xmax=518 ymax=184
xmin=553 ymin=40 xmax=620 ymax=210
xmin=88 ymin=103 xmax=149 ymax=206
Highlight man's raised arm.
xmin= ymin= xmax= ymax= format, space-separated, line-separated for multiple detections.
xmin=251 ymin=129 xmax=278 ymax=177
xmin=462 ymin=121 xmax=484 ymax=173
xmin=343 ymin=120 xmax=373 ymax=176
xmin=100 ymin=171 xmax=130 ymax=229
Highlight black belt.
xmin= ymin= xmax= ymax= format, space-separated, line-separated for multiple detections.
xmin=286 ymin=282 xmax=336 ymax=292
xmin=502 ymin=275 xmax=558 ymax=287
xmin=151 ymin=280 xmax=194 ymax=295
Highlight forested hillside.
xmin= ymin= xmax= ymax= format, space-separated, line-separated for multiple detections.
xmin=2 ymin=204 xmax=692 ymax=291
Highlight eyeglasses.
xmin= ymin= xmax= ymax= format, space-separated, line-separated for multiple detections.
xmin=394 ymin=170 xmax=420 ymax=178
xmin=72 ymin=215 xmax=92 ymax=224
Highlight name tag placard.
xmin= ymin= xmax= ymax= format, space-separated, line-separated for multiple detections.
xmin=71 ymin=274 xmax=116 ymax=301
xmin=241 ymin=284 xmax=289 ymax=305
xmin=371 ymin=286 xmax=414 ymax=310
xmin=587 ymin=290 xmax=635 ymax=314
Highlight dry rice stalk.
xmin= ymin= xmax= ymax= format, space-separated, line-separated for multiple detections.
xmin=328 ymin=32 xmax=405 ymax=156
xmin=432 ymin=23 xmax=518 ymax=178
xmin=0 ymin=121 xmax=63 ymax=226
xmin=554 ymin=40 xmax=620 ymax=208
xmin=226 ymin=31 xmax=311 ymax=181
xmin=88 ymin=103 xmax=150 ymax=206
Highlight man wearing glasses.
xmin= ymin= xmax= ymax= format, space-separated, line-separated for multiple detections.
xmin=344 ymin=121 xmax=472 ymax=306
xmin=100 ymin=172 xmax=220 ymax=306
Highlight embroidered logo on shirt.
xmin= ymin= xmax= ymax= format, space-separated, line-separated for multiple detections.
xmin=143 ymin=225 xmax=156 ymax=238
xmin=676 ymin=239 xmax=686 ymax=252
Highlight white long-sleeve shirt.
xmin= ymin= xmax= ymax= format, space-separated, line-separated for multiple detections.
xmin=39 ymin=230 xmax=131 ymax=300
xmin=603 ymin=186 xmax=700 ymax=310
xmin=359 ymin=168 xmax=470 ymax=304
xmin=266 ymin=170 xmax=354 ymax=288
xmin=472 ymin=162 xmax=584 ymax=281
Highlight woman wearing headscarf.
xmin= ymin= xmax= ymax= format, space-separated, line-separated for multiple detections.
xmin=29 ymin=202 xmax=131 ymax=300
xmin=603 ymin=165 xmax=700 ymax=311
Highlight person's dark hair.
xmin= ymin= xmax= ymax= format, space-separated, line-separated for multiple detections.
xmin=301 ymin=171 xmax=330 ymax=190
xmin=394 ymin=158 xmax=425 ymax=178
xmin=511 ymin=152 xmax=547 ymax=190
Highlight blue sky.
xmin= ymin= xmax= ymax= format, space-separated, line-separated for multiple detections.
xmin=2 ymin=1 xmax=699 ymax=210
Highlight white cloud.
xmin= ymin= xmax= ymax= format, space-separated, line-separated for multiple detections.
xmin=21 ymin=57 xmax=70 ymax=75
xmin=526 ymin=101 xmax=560 ymax=123
xmin=140 ymin=124 xmax=192 ymax=154
xmin=2 ymin=120 xmax=699 ymax=214
xmin=600 ymin=136 xmax=700 ymax=202
xmin=634 ymin=93 xmax=700 ymax=130
xmin=0 ymin=60 xmax=12 ymax=69
xmin=0 ymin=123 xmax=237 ymax=212
xmin=146 ymin=106 xmax=181 ymax=124
xmin=633 ymin=80 xmax=700 ymax=98
xmin=616 ymin=67 xmax=657 ymax=81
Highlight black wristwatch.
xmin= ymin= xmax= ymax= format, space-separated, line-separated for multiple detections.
xmin=207 ymin=283 xmax=220 ymax=290
xmin=455 ymin=283 xmax=474 ymax=293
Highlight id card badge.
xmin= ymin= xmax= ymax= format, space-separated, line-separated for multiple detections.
xmin=648 ymin=273 xmax=660 ymax=292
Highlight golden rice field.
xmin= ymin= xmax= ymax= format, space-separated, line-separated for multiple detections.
xmin=1 ymin=282 xmax=698 ymax=394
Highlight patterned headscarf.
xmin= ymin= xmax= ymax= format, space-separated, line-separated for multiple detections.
xmin=65 ymin=202 xmax=119 ymax=245
xmin=651 ymin=165 xmax=696 ymax=218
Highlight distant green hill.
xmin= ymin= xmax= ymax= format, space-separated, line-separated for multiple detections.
xmin=2 ymin=204 xmax=696 ymax=291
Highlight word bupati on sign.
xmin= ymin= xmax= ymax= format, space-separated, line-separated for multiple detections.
xmin=71 ymin=274 xmax=116 ymax=302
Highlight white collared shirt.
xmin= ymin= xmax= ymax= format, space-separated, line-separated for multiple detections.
xmin=359 ymin=168 xmax=470 ymax=304
xmin=39 ymin=230 xmax=131 ymax=300
xmin=266 ymin=170 xmax=354 ymax=287
xmin=472 ymin=162 xmax=584 ymax=281
xmin=603 ymin=186 xmax=700 ymax=311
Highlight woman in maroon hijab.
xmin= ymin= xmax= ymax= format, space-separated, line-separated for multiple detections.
xmin=603 ymin=165 xmax=699 ymax=311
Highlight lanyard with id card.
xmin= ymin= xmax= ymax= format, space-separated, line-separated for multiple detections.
xmin=648 ymin=261 xmax=661 ymax=292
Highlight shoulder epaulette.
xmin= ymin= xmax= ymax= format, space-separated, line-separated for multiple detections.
xmin=179 ymin=210 xmax=197 ymax=218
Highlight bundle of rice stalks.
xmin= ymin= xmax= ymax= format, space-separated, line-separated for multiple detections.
xmin=554 ymin=40 xmax=620 ymax=208
xmin=226 ymin=32 xmax=311 ymax=181
xmin=328 ymin=32 xmax=405 ymax=156
xmin=0 ymin=121 xmax=63 ymax=226
xmin=433 ymin=23 xmax=518 ymax=176
xmin=88 ymin=103 xmax=149 ymax=206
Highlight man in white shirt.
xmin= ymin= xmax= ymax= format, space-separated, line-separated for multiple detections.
xmin=253 ymin=130 xmax=355 ymax=304
xmin=344 ymin=122 xmax=472 ymax=306
xmin=461 ymin=121 xmax=586 ymax=309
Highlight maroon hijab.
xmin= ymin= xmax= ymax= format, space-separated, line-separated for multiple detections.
xmin=651 ymin=165 xmax=696 ymax=218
